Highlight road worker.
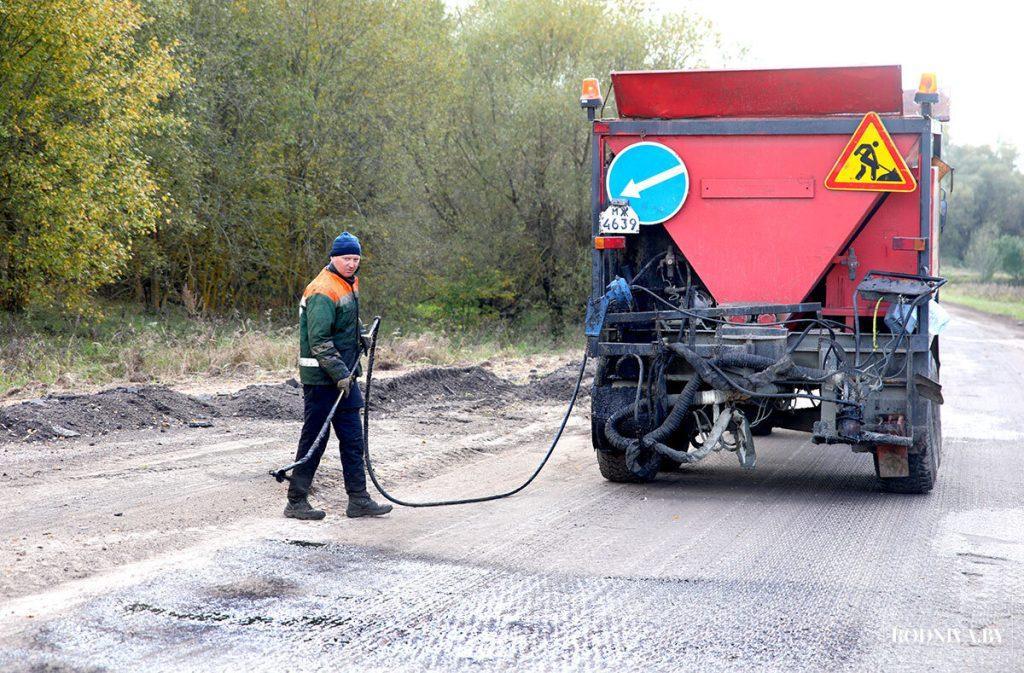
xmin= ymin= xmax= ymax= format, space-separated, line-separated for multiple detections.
xmin=284 ymin=231 xmax=392 ymax=519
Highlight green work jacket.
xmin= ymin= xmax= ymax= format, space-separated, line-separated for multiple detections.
xmin=298 ymin=264 xmax=361 ymax=386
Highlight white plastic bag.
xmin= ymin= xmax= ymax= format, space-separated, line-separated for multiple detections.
xmin=928 ymin=299 xmax=951 ymax=335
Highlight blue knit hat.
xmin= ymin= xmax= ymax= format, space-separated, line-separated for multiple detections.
xmin=330 ymin=231 xmax=361 ymax=257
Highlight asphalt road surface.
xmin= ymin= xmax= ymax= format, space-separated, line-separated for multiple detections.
xmin=0 ymin=305 xmax=1021 ymax=672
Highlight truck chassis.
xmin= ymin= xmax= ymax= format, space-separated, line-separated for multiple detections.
xmin=583 ymin=69 xmax=946 ymax=493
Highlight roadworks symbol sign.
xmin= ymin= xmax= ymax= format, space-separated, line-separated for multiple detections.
xmin=825 ymin=112 xmax=917 ymax=193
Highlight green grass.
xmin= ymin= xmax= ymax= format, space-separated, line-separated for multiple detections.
xmin=6 ymin=266 xmax=1019 ymax=399
xmin=942 ymin=289 xmax=1024 ymax=321
xmin=941 ymin=266 xmax=1024 ymax=321
xmin=0 ymin=301 xmax=298 ymax=395
xmin=0 ymin=301 xmax=581 ymax=396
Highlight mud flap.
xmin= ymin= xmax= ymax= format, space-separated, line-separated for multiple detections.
xmin=876 ymin=444 xmax=910 ymax=478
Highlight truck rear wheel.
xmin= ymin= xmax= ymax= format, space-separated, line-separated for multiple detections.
xmin=592 ymin=417 xmax=660 ymax=483
xmin=874 ymin=399 xmax=941 ymax=494
xmin=596 ymin=448 xmax=661 ymax=483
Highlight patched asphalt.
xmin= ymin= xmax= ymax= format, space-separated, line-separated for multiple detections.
xmin=0 ymin=306 xmax=1021 ymax=672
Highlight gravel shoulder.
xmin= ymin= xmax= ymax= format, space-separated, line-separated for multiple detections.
xmin=1 ymin=308 xmax=1021 ymax=672
xmin=0 ymin=359 xmax=591 ymax=601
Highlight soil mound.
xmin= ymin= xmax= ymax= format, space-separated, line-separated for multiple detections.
xmin=214 ymin=380 xmax=303 ymax=421
xmin=370 ymin=366 xmax=514 ymax=412
xmin=520 ymin=361 xmax=593 ymax=401
xmin=0 ymin=386 xmax=216 ymax=443
xmin=0 ymin=362 xmax=592 ymax=444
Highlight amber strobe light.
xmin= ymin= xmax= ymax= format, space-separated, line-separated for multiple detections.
xmin=918 ymin=72 xmax=937 ymax=94
xmin=581 ymin=78 xmax=602 ymax=102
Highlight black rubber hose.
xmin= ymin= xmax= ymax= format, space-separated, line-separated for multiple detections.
xmin=707 ymin=361 xmax=860 ymax=407
xmin=269 ymin=321 xmax=377 ymax=483
xmin=604 ymin=402 xmax=660 ymax=479
xmin=361 ymin=319 xmax=590 ymax=508
xmin=604 ymin=345 xmax=838 ymax=478
xmin=643 ymin=374 xmax=701 ymax=446
xmin=604 ymin=402 xmax=640 ymax=452
xmin=605 ymin=353 xmax=700 ymax=453
xmin=605 ymin=373 xmax=703 ymax=476
xmin=668 ymin=341 xmax=830 ymax=384
xmin=714 ymin=352 xmax=829 ymax=381
xmin=638 ymin=374 xmax=707 ymax=464
xmin=644 ymin=351 xmax=828 ymax=465
xmin=667 ymin=343 xmax=732 ymax=390
xmin=603 ymin=401 xmax=658 ymax=479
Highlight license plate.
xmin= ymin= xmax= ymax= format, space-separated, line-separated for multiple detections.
xmin=599 ymin=203 xmax=639 ymax=234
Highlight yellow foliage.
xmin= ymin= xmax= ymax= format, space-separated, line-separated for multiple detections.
xmin=0 ymin=0 xmax=183 ymax=313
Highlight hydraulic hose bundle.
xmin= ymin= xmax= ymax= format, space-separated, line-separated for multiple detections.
xmin=596 ymin=263 xmax=947 ymax=479
xmin=604 ymin=343 xmax=835 ymax=478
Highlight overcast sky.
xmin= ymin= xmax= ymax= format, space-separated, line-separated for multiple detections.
xmin=664 ymin=0 xmax=1019 ymax=151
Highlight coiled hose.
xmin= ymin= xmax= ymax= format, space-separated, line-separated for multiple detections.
xmin=604 ymin=374 xmax=703 ymax=479
xmin=605 ymin=344 xmax=830 ymax=477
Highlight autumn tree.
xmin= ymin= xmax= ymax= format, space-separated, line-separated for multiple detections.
xmin=0 ymin=0 xmax=181 ymax=312
xmin=136 ymin=0 xmax=454 ymax=312
xmin=2 ymin=0 xmax=727 ymax=329
xmin=414 ymin=0 xmax=721 ymax=329
xmin=943 ymin=143 xmax=1024 ymax=277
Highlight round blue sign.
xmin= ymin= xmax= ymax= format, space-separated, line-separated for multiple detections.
xmin=605 ymin=142 xmax=689 ymax=225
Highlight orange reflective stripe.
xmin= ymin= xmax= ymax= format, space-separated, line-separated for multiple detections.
xmin=302 ymin=267 xmax=355 ymax=303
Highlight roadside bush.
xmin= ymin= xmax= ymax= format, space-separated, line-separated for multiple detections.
xmin=965 ymin=223 xmax=1001 ymax=281
xmin=413 ymin=269 xmax=518 ymax=329
xmin=994 ymin=235 xmax=1024 ymax=283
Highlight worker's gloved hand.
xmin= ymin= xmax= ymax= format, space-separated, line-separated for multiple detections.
xmin=337 ymin=375 xmax=353 ymax=399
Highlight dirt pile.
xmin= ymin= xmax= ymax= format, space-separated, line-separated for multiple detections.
xmin=520 ymin=361 xmax=592 ymax=402
xmin=209 ymin=362 xmax=592 ymax=418
xmin=214 ymin=380 xmax=303 ymax=421
xmin=0 ymin=386 xmax=216 ymax=443
xmin=370 ymin=366 xmax=514 ymax=412
xmin=0 ymin=362 xmax=592 ymax=444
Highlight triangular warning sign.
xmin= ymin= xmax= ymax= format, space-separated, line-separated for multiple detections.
xmin=825 ymin=112 xmax=917 ymax=192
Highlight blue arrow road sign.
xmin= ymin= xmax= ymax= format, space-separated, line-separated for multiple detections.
xmin=605 ymin=142 xmax=689 ymax=225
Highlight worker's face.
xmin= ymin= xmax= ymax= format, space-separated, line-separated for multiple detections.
xmin=332 ymin=254 xmax=361 ymax=277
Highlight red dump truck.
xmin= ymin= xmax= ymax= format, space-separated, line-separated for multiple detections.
xmin=582 ymin=65 xmax=947 ymax=493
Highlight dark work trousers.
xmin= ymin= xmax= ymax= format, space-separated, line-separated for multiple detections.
xmin=287 ymin=382 xmax=367 ymax=502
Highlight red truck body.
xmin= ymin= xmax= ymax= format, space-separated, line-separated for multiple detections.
xmin=585 ymin=65 xmax=947 ymax=493
xmin=599 ymin=66 xmax=939 ymax=319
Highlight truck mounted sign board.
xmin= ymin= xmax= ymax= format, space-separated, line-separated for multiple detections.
xmin=824 ymin=112 xmax=917 ymax=192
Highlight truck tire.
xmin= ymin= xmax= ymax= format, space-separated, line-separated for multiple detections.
xmin=596 ymin=448 xmax=658 ymax=483
xmin=592 ymin=407 xmax=661 ymax=483
xmin=591 ymin=416 xmax=613 ymax=452
xmin=874 ymin=399 xmax=941 ymax=494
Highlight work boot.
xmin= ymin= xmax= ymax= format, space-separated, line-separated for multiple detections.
xmin=346 ymin=491 xmax=393 ymax=518
xmin=284 ymin=497 xmax=326 ymax=520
